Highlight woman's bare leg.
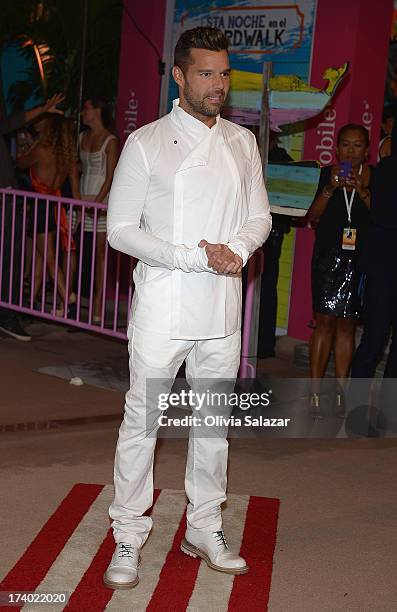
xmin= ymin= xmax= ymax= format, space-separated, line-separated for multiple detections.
xmin=309 ymin=313 xmax=337 ymax=414
xmin=334 ymin=317 xmax=357 ymax=379
xmin=33 ymin=250 xmax=43 ymax=302
xmin=62 ymin=250 xmax=77 ymax=300
xmin=93 ymin=232 xmax=106 ymax=320
xmin=36 ymin=233 xmax=67 ymax=303
xmin=310 ymin=313 xmax=337 ymax=378
xmin=25 ymin=235 xmax=33 ymax=285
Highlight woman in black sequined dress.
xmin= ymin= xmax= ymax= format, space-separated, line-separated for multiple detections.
xmin=306 ymin=124 xmax=372 ymax=411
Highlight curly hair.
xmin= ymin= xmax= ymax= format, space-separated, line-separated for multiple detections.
xmin=36 ymin=114 xmax=77 ymax=173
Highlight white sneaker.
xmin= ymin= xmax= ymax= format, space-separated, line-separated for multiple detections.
xmin=181 ymin=528 xmax=248 ymax=575
xmin=103 ymin=542 xmax=140 ymax=589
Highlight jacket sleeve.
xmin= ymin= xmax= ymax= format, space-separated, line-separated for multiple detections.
xmin=0 ymin=111 xmax=26 ymax=135
xmin=107 ymin=133 xmax=211 ymax=273
xmin=227 ymin=132 xmax=272 ymax=266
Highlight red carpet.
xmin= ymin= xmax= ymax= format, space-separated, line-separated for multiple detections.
xmin=0 ymin=484 xmax=279 ymax=611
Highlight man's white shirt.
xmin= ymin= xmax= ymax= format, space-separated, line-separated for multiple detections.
xmin=107 ymin=99 xmax=272 ymax=339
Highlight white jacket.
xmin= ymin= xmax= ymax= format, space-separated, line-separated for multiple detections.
xmin=107 ymin=100 xmax=272 ymax=339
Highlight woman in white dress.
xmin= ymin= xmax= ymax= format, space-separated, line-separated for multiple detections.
xmin=80 ymin=97 xmax=118 ymax=322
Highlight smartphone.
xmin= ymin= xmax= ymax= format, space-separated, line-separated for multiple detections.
xmin=339 ymin=160 xmax=352 ymax=179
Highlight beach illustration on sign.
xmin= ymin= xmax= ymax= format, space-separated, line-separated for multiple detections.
xmin=225 ymin=63 xmax=349 ymax=130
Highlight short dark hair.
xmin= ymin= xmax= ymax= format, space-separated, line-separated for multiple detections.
xmin=174 ymin=27 xmax=229 ymax=73
xmin=337 ymin=123 xmax=370 ymax=147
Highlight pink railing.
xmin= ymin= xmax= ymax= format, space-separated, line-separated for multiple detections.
xmin=0 ymin=188 xmax=261 ymax=376
xmin=0 ymin=188 xmax=132 ymax=339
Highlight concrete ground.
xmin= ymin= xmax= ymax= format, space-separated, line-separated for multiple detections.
xmin=0 ymin=319 xmax=396 ymax=611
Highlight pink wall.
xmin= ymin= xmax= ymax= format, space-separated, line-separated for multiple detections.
xmin=115 ymin=0 xmax=167 ymax=145
xmin=111 ymin=1 xmax=167 ymax=297
xmin=287 ymin=0 xmax=393 ymax=341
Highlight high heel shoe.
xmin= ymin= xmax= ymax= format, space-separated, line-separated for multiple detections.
xmin=55 ymin=305 xmax=64 ymax=317
xmin=309 ymin=392 xmax=323 ymax=419
xmin=55 ymin=294 xmax=77 ymax=319
xmin=335 ymin=392 xmax=346 ymax=418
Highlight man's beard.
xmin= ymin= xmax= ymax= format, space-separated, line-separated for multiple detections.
xmin=183 ymin=83 xmax=225 ymax=118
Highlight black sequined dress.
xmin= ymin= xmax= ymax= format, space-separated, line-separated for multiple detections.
xmin=311 ymin=166 xmax=371 ymax=319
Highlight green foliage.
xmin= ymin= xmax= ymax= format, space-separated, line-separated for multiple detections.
xmin=6 ymin=49 xmax=44 ymax=109
xmin=0 ymin=0 xmax=122 ymax=114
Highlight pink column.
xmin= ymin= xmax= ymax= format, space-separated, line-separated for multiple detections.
xmin=112 ymin=1 xmax=168 ymax=302
xmin=115 ymin=0 xmax=167 ymax=145
xmin=287 ymin=0 xmax=393 ymax=341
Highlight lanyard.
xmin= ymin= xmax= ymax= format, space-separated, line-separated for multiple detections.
xmin=343 ymin=164 xmax=362 ymax=225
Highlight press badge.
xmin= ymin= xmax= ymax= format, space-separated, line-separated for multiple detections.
xmin=342 ymin=228 xmax=357 ymax=250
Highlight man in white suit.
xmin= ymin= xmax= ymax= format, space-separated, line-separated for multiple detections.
xmin=104 ymin=26 xmax=271 ymax=589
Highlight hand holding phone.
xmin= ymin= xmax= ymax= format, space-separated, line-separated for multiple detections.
xmin=339 ymin=161 xmax=352 ymax=180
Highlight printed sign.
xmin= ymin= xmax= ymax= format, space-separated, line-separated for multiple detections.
xmin=164 ymin=0 xmax=317 ymax=115
xmin=267 ymin=162 xmax=320 ymax=216
xmin=185 ymin=5 xmax=304 ymax=53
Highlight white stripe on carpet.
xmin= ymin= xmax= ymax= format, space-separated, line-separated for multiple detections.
xmin=22 ymin=486 xmax=113 ymax=612
xmin=105 ymin=489 xmax=187 ymax=611
xmin=186 ymin=493 xmax=250 ymax=612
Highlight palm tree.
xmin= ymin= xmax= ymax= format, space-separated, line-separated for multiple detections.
xmin=0 ymin=0 xmax=122 ymax=114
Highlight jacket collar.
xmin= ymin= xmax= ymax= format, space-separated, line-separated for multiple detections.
xmin=170 ymin=99 xmax=222 ymax=171
xmin=170 ymin=98 xmax=220 ymax=137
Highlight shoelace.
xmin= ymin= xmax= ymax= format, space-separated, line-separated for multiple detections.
xmin=214 ymin=530 xmax=228 ymax=549
xmin=118 ymin=543 xmax=134 ymax=558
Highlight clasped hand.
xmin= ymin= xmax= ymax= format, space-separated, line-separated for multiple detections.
xmin=199 ymin=240 xmax=243 ymax=275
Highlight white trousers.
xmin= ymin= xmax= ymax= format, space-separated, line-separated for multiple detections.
xmin=109 ymin=324 xmax=241 ymax=548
